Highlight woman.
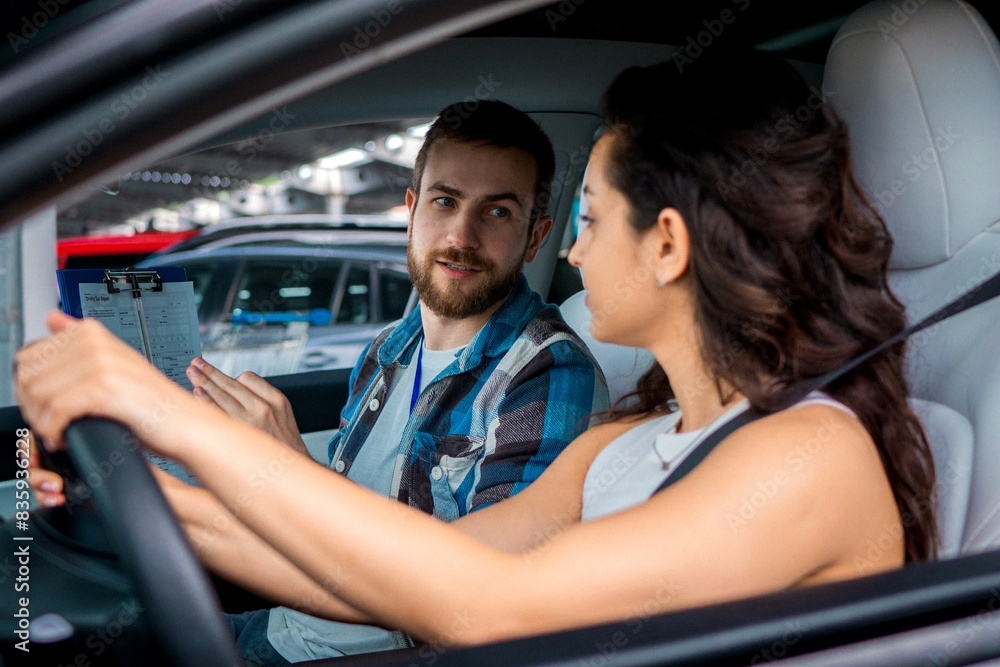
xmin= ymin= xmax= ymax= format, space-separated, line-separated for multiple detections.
xmin=17 ymin=52 xmax=937 ymax=647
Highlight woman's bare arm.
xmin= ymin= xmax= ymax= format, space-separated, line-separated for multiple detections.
xmin=450 ymin=418 xmax=639 ymax=553
xmin=16 ymin=313 xmax=901 ymax=646
xmin=156 ymin=469 xmax=377 ymax=624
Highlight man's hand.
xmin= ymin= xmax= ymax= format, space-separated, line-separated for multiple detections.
xmin=185 ymin=358 xmax=309 ymax=456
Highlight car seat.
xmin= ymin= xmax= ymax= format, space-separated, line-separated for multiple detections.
xmin=559 ymin=290 xmax=656 ymax=407
xmin=561 ymin=288 xmax=975 ymax=557
xmin=824 ymin=0 xmax=1000 ymax=554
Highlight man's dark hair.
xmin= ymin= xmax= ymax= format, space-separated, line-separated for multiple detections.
xmin=412 ymin=100 xmax=556 ymax=224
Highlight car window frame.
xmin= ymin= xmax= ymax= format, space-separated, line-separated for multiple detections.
xmin=2 ymin=1 xmax=1000 ymax=664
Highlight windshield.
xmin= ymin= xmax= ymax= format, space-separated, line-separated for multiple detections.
xmin=0 ymin=119 xmax=430 ymax=405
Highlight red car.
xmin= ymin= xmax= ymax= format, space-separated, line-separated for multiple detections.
xmin=56 ymin=230 xmax=198 ymax=270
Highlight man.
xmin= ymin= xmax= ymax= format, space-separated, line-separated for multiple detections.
xmin=61 ymin=99 xmax=608 ymax=664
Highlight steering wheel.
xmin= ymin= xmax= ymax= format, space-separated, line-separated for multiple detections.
xmin=57 ymin=418 xmax=240 ymax=667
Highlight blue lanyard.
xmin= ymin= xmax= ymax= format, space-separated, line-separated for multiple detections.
xmin=409 ymin=339 xmax=424 ymax=413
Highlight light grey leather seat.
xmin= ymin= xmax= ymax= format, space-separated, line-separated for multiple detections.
xmin=910 ymin=398 xmax=975 ymax=558
xmin=559 ymin=289 xmax=655 ymax=408
xmin=825 ymin=0 xmax=1000 ymax=555
xmin=561 ymin=288 xmax=975 ymax=556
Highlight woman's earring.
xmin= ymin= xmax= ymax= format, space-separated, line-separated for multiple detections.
xmin=656 ymin=273 xmax=671 ymax=288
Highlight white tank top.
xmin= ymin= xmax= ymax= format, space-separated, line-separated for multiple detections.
xmin=581 ymin=391 xmax=857 ymax=521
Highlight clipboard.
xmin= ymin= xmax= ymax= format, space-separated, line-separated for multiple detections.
xmin=57 ymin=267 xmax=188 ymax=318
xmin=56 ymin=267 xmax=202 ymax=389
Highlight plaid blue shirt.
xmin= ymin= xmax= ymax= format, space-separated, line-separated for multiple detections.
xmin=328 ymin=275 xmax=609 ymax=519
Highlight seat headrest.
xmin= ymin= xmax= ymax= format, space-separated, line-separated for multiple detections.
xmin=823 ymin=0 xmax=1000 ymax=269
xmin=559 ymin=290 xmax=655 ymax=406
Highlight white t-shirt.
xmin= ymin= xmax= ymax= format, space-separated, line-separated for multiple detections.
xmin=347 ymin=341 xmax=463 ymax=496
xmin=269 ymin=339 xmax=464 ymax=662
xmin=582 ymin=392 xmax=856 ymax=521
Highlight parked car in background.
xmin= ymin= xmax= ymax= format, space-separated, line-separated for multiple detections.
xmin=137 ymin=215 xmax=415 ymax=375
xmin=57 ymin=229 xmax=197 ymax=269
xmin=2 ymin=0 xmax=1000 ymax=665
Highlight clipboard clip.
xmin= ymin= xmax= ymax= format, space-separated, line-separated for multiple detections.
xmin=104 ymin=268 xmax=163 ymax=298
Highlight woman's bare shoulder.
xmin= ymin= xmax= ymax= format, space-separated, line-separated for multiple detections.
xmin=681 ymin=402 xmax=900 ymax=569
xmin=734 ymin=402 xmax=874 ymax=463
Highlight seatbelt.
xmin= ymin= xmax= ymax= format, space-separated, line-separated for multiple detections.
xmin=651 ymin=269 xmax=1000 ymax=497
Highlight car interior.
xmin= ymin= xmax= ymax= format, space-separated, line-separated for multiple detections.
xmin=1 ymin=0 xmax=999 ymax=665
xmin=825 ymin=0 xmax=1000 ymax=557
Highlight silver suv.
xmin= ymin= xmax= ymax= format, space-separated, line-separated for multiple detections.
xmin=138 ymin=215 xmax=415 ymax=375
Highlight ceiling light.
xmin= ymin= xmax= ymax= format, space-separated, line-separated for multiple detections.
xmin=384 ymin=134 xmax=404 ymax=151
xmin=317 ymin=148 xmax=369 ymax=169
xmin=407 ymin=122 xmax=431 ymax=138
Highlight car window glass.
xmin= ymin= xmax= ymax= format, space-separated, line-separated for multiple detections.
xmin=548 ymin=180 xmax=585 ymax=305
xmin=336 ymin=264 xmax=371 ymax=324
xmin=379 ymin=269 xmax=411 ymax=321
xmin=36 ymin=119 xmax=429 ymax=378
xmin=232 ymin=261 xmax=340 ymax=317
xmin=181 ymin=262 xmax=215 ymax=311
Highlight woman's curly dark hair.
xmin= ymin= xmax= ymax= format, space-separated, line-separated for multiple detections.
xmin=598 ymin=51 xmax=938 ymax=562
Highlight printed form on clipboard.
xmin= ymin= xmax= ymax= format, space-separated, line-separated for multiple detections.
xmin=56 ymin=267 xmax=202 ymax=389
xmin=57 ymin=267 xmax=203 ymax=485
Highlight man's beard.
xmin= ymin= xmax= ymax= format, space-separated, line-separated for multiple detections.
xmin=407 ymin=245 xmax=524 ymax=319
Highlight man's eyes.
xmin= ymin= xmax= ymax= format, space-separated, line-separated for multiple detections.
xmin=431 ymin=198 xmax=512 ymax=219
